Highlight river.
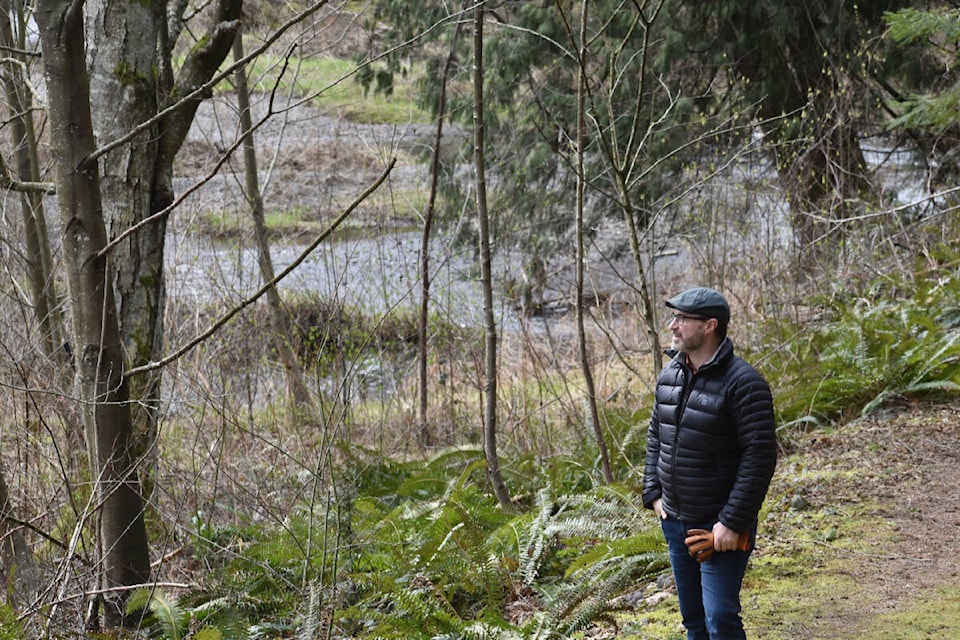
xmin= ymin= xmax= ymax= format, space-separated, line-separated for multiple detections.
xmin=165 ymin=225 xmax=516 ymax=329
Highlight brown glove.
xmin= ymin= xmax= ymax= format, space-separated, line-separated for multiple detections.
xmin=684 ymin=528 xmax=716 ymax=562
xmin=684 ymin=528 xmax=752 ymax=563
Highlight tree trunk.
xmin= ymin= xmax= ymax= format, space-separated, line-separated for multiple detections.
xmin=84 ymin=0 xmax=243 ymax=490
xmin=84 ymin=0 xmax=166 ymax=492
xmin=0 ymin=461 xmax=40 ymax=609
xmin=573 ymin=0 xmax=613 ymax=484
xmin=473 ymin=2 xmax=512 ymax=510
xmin=778 ymin=113 xmax=870 ymax=260
xmin=418 ymin=5 xmax=466 ymax=448
xmin=721 ymin=4 xmax=872 ymax=263
xmin=35 ymin=0 xmax=151 ymax=626
xmin=233 ymin=30 xmax=314 ymax=411
xmin=0 ymin=0 xmax=67 ymax=366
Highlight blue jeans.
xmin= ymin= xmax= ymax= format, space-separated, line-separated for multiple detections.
xmin=660 ymin=515 xmax=756 ymax=640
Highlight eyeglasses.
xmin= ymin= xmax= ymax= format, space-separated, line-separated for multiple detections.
xmin=666 ymin=313 xmax=707 ymax=327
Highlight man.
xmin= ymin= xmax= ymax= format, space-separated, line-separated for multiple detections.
xmin=643 ymin=287 xmax=777 ymax=640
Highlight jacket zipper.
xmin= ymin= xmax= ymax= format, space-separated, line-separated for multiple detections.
xmin=671 ymin=362 xmax=695 ymax=518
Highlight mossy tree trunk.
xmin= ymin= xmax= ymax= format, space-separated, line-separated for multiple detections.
xmin=34 ymin=0 xmax=151 ymax=626
xmin=85 ymin=0 xmax=244 ymax=491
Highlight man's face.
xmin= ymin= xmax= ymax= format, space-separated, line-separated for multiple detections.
xmin=667 ymin=312 xmax=710 ymax=353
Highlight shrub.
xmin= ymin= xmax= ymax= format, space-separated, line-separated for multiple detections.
xmin=770 ymin=266 xmax=960 ymax=432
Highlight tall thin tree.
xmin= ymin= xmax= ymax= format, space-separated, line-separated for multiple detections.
xmin=0 ymin=0 xmax=66 ymax=366
xmin=572 ymin=0 xmax=613 ymax=484
xmin=232 ymin=29 xmax=314 ymax=412
xmin=418 ymin=4 xmax=466 ymax=447
xmin=473 ymin=1 xmax=511 ymax=509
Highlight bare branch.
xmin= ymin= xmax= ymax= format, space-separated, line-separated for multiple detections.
xmin=88 ymin=0 xmax=332 ymax=165
xmin=0 ymin=151 xmax=54 ymax=193
xmin=124 ymin=157 xmax=397 ymax=378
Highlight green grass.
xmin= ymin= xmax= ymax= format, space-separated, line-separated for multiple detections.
xmin=239 ymin=54 xmax=433 ymax=124
xmin=187 ymin=183 xmax=429 ymax=239
xmin=856 ymin=586 xmax=960 ymax=639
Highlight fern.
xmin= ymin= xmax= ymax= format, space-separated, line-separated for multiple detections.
xmin=519 ymin=488 xmax=555 ymax=586
xmin=186 ymin=444 xmax=667 ymax=639
xmin=770 ymin=269 xmax=960 ymax=428
xmin=126 ymin=588 xmax=189 ymax=640
xmin=513 ymin=484 xmax=668 ymax=638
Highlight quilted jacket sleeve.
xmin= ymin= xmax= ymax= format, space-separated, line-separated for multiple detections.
xmin=642 ymin=401 xmax=663 ymax=509
xmin=718 ymin=366 xmax=778 ymax=532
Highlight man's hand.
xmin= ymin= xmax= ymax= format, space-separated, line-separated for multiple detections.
xmin=652 ymin=498 xmax=667 ymax=520
xmin=712 ymin=521 xmax=745 ymax=552
xmin=685 ymin=525 xmax=752 ymax=562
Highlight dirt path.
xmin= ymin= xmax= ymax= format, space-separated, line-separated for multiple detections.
xmin=764 ymin=402 xmax=960 ymax=638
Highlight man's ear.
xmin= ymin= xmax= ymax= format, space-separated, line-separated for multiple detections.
xmin=705 ymin=318 xmax=719 ymax=334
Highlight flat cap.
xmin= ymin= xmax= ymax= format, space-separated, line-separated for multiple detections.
xmin=665 ymin=287 xmax=730 ymax=326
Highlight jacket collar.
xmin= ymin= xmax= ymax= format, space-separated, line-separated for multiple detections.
xmin=665 ymin=337 xmax=734 ymax=373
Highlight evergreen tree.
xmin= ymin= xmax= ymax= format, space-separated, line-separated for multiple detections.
xmin=883 ymin=3 xmax=960 ymax=188
xmin=664 ymin=0 xmax=910 ymax=255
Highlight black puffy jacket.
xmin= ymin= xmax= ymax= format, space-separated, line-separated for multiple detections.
xmin=642 ymin=338 xmax=777 ymax=532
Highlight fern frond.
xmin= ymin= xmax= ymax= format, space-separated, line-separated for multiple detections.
xmin=564 ymin=530 xmax=665 ymax=576
xmin=547 ymin=550 xmax=660 ymax=638
xmin=459 ymin=620 xmax=525 ymax=640
xmin=297 ymin=580 xmax=323 ymax=640
xmin=519 ymin=488 xmax=554 ymax=586
xmin=424 ymin=446 xmax=485 ymax=474
xmin=126 ymin=587 xmax=189 ymax=640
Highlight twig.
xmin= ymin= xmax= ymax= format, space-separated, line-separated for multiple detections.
xmin=124 ymin=157 xmax=397 ymax=378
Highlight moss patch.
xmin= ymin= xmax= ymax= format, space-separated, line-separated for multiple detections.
xmin=854 ymin=585 xmax=960 ymax=640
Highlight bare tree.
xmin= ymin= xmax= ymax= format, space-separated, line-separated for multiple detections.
xmin=232 ymin=30 xmax=314 ymax=412
xmin=0 ymin=0 xmax=66 ymax=367
xmin=585 ymin=0 xmax=667 ymax=374
xmin=473 ymin=2 xmax=511 ymax=509
xmin=572 ymin=0 xmax=613 ymax=484
xmin=34 ymin=0 xmax=326 ymax=628
xmin=418 ymin=3 xmax=467 ymax=447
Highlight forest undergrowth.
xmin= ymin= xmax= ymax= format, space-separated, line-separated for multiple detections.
xmin=24 ymin=84 xmax=957 ymax=637
xmin=5 ymin=4 xmax=960 ymax=635
xmin=107 ymin=249 xmax=960 ymax=639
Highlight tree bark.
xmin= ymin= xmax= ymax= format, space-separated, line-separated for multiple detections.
xmin=84 ymin=0 xmax=243 ymax=488
xmin=35 ymin=0 xmax=151 ymax=627
xmin=84 ymin=0 xmax=166 ymax=492
xmin=473 ymin=2 xmax=512 ymax=510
